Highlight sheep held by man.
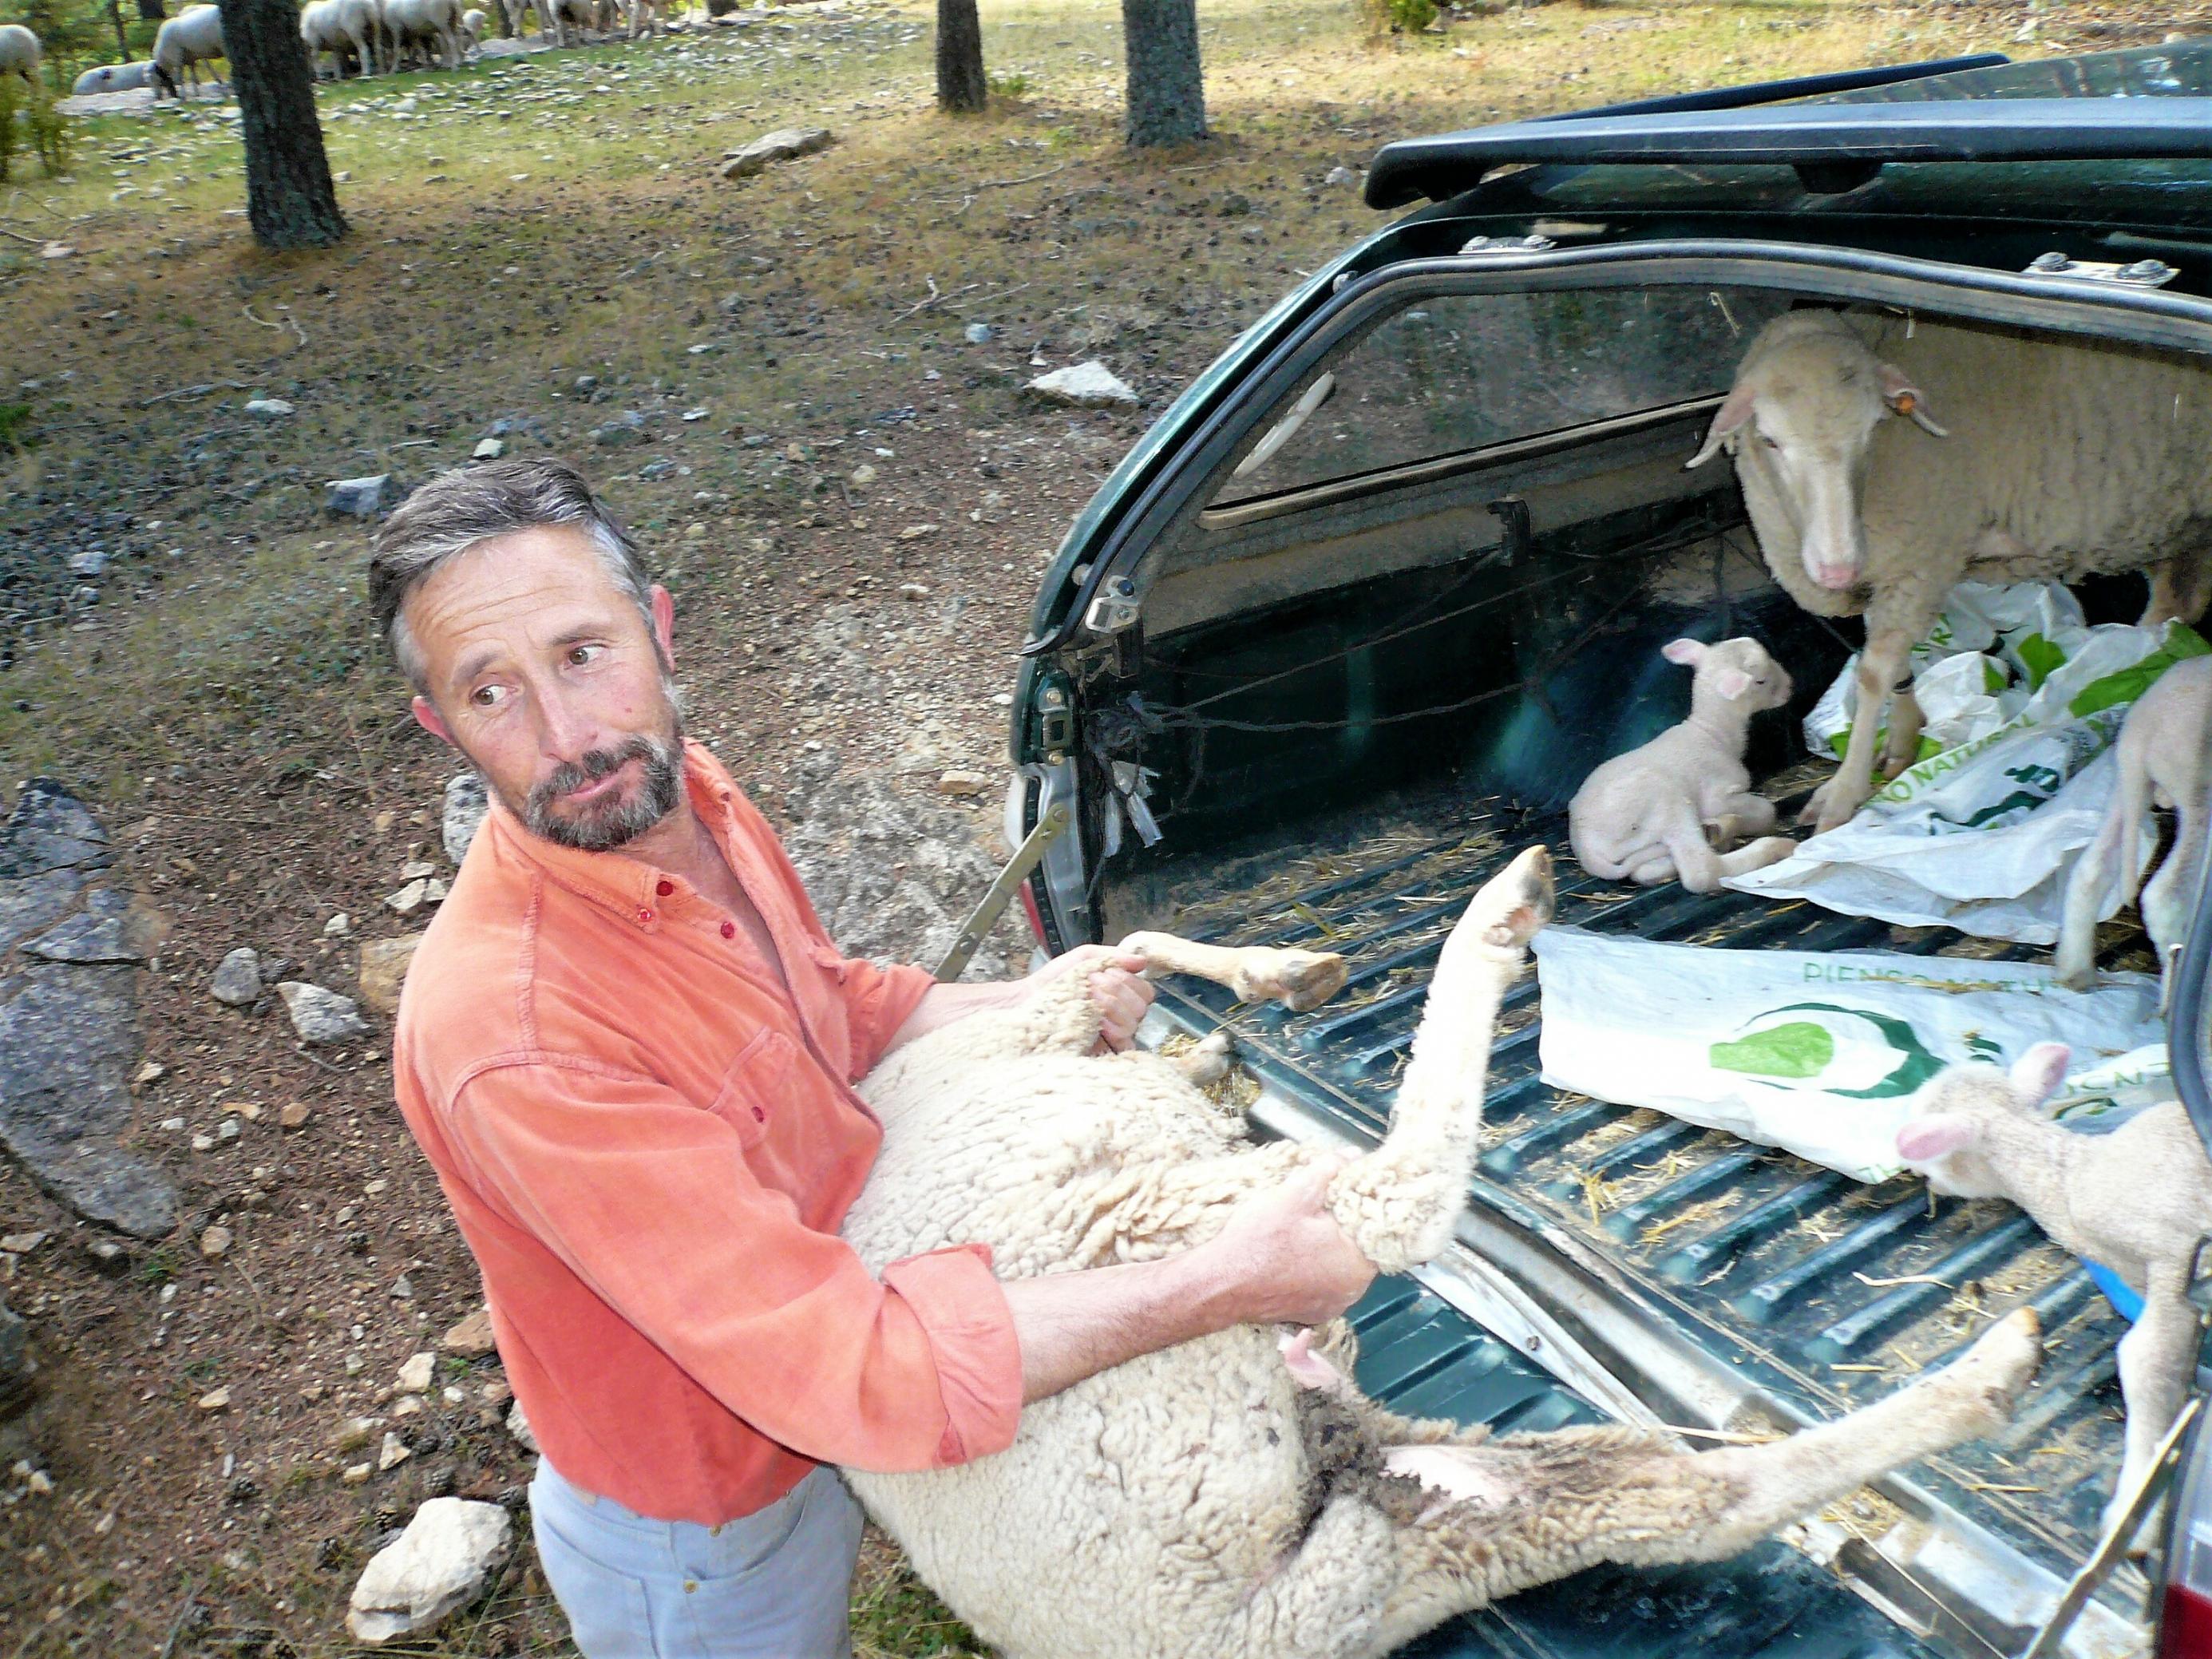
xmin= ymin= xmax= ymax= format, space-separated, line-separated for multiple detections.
xmin=837 ymin=846 xmax=2044 ymax=1659
xmin=1897 ymin=1043 xmax=2211 ymax=1550
xmin=0 ymin=22 xmax=42 ymax=81
xmin=1687 ymin=309 xmax=2212 ymax=834
xmin=72 ymin=60 xmax=152 ymax=93
xmin=1569 ymin=635 xmax=1798 ymax=893
xmin=150 ymin=4 xmax=226 ymax=100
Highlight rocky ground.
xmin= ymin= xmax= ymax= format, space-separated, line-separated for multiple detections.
xmin=2 ymin=0 xmax=2205 ymax=1651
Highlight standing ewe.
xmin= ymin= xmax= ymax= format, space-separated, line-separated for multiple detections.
xmin=382 ymin=0 xmax=464 ymax=69
xmin=0 ymin=22 xmax=41 ymax=81
xmin=1687 ymin=310 xmax=2212 ymax=833
xmin=1897 ymin=1043 xmax=2210 ymax=1548
xmin=2056 ymin=655 xmax=2210 ymax=1008
xmin=840 ymin=847 xmax=2044 ymax=1659
xmin=150 ymin=4 xmax=225 ymax=100
xmin=1569 ymin=635 xmax=1797 ymax=893
xmin=303 ymin=0 xmax=382 ymax=77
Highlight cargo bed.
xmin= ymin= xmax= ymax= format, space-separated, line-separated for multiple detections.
xmin=1129 ymin=773 xmax=2170 ymax=1659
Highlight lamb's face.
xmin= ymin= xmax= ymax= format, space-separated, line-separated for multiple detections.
xmin=1705 ymin=637 xmax=1794 ymax=715
xmin=1895 ymin=1045 xmax=2070 ymax=1198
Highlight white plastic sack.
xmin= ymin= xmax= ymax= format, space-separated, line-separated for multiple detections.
xmin=1727 ymin=616 xmax=2209 ymax=942
xmin=1533 ymin=925 xmax=2165 ymax=1182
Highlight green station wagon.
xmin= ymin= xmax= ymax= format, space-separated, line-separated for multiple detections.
xmin=991 ymin=41 xmax=2212 ymax=1659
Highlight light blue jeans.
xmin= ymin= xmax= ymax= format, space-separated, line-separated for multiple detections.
xmin=529 ymin=1458 xmax=865 ymax=1658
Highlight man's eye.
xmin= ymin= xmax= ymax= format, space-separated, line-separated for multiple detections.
xmin=471 ymin=684 xmax=509 ymax=709
xmin=568 ymin=644 xmax=605 ymax=667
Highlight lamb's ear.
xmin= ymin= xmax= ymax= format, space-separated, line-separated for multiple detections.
xmin=1686 ymin=384 xmax=1755 ymax=469
xmin=1661 ymin=638 xmax=1706 ymax=667
xmin=2009 ymin=1043 xmax=2072 ymax=1106
xmin=1877 ymin=363 xmax=1949 ymax=436
xmin=1713 ymin=667 xmax=1752 ymax=701
xmin=1897 ymin=1115 xmax=1977 ymax=1163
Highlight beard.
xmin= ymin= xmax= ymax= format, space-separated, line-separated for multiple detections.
xmin=522 ymin=723 xmax=686 ymax=852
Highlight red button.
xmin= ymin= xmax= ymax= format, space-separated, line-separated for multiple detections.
xmin=719 ymin=921 xmax=737 ymax=940
xmin=655 ymin=879 xmax=675 ymax=897
xmin=638 ymin=908 xmax=655 ymax=925
xmin=750 ymin=1106 xmax=766 ymax=1122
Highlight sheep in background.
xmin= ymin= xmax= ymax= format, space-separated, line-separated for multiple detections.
xmin=1897 ymin=1044 xmax=2210 ymax=1549
xmin=840 ymin=848 xmax=2044 ymax=1659
xmin=621 ymin=0 xmax=663 ymax=38
xmin=1568 ymin=636 xmax=1798 ymax=893
xmin=0 ymin=22 xmax=42 ymax=81
xmin=303 ymin=0 xmax=381 ymax=77
xmin=382 ymin=0 xmax=465 ymax=69
xmin=73 ymin=60 xmax=152 ymax=93
xmin=2056 ymin=655 xmax=2210 ymax=1008
xmin=538 ymin=0 xmax=600 ymax=47
xmin=461 ymin=7 xmax=488 ymax=46
xmin=150 ymin=3 xmax=225 ymax=100
xmin=1688 ymin=310 xmax=2212 ymax=834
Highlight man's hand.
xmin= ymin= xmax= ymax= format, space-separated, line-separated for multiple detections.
xmin=1193 ymin=1160 xmax=1375 ymax=1328
xmin=1025 ymin=945 xmax=1154 ymax=1051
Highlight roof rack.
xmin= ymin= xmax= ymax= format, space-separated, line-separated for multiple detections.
xmin=1367 ymin=97 xmax=2212 ymax=208
xmin=1529 ymin=53 xmax=2007 ymax=125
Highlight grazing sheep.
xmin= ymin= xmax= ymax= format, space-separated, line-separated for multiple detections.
xmin=460 ymin=6 xmax=487 ymax=46
xmin=73 ymin=60 xmax=152 ymax=93
xmin=620 ymin=0 xmax=662 ymax=38
xmin=1897 ymin=1043 xmax=2210 ymax=1549
xmin=150 ymin=3 xmax=225 ymax=100
xmin=303 ymin=0 xmax=381 ymax=77
xmin=839 ymin=848 xmax=2044 ymax=1659
xmin=0 ymin=22 xmax=41 ymax=81
xmin=1568 ymin=636 xmax=1798 ymax=893
xmin=2056 ymin=655 xmax=2211 ymax=1008
xmin=382 ymin=0 xmax=465 ymax=69
xmin=1688 ymin=310 xmax=2212 ymax=833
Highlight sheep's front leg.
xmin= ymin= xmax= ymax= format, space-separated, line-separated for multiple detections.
xmin=2108 ymin=1270 xmax=2203 ymax=1550
xmin=1118 ymin=932 xmax=1348 ymax=1012
xmin=1880 ymin=685 xmax=1925 ymax=781
xmin=1806 ymin=629 xmax=1913 ymax=834
xmin=1328 ymin=847 xmax=1550 ymax=1273
xmin=2144 ymin=545 xmax=2212 ymax=628
xmin=1704 ymin=792 xmax=1777 ymax=851
xmin=2142 ymin=802 xmax=2206 ymax=1013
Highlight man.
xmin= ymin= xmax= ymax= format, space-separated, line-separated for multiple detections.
xmin=370 ymin=458 xmax=1376 ymax=1658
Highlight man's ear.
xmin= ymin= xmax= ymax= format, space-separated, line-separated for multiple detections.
xmin=650 ymin=584 xmax=675 ymax=666
xmin=411 ymin=695 xmax=454 ymax=746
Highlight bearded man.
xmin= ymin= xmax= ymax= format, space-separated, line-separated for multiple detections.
xmin=369 ymin=458 xmax=1375 ymax=1659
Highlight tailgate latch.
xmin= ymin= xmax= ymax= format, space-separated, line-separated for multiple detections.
xmin=2021 ymin=251 xmax=2178 ymax=287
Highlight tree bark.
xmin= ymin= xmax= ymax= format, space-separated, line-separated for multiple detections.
xmin=935 ymin=0 xmax=984 ymax=113
xmin=219 ymin=0 xmax=346 ymax=250
xmin=107 ymin=0 xmax=130 ymax=62
xmin=1121 ymin=0 xmax=1205 ymax=148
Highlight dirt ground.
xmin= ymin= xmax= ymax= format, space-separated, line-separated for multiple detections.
xmin=1 ymin=0 xmax=2204 ymax=1652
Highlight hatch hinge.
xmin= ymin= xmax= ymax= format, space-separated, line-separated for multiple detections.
xmin=1084 ymin=576 xmax=1142 ymax=636
xmin=933 ymin=801 xmax=1070 ymax=982
xmin=1458 ymin=232 xmax=1557 ymax=258
xmin=2021 ymin=251 xmax=2179 ymax=288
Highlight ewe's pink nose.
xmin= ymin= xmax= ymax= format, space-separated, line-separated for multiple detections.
xmin=1814 ymin=564 xmax=1858 ymax=591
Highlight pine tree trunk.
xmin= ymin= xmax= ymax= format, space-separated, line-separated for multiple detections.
xmin=220 ymin=0 xmax=347 ymax=250
xmin=936 ymin=0 xmax=985 ymax=113
xmin=1121 ymin=0 xmax=1205 ymax=148
xmin=108 ymin=0 xmax=130 ymax=63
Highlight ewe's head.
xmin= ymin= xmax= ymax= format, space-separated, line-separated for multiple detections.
xmin=1894 ymin=1043 xmax=2071 ymax=1198
xmin=1660 ymin=635 xmax=1793 ymax=715
xmin=1686 ymin=312 xmax=1947 ymax=594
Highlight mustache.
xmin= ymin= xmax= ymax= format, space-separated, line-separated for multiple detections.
xmin=530 ymin=738 xmax=658 ymax=814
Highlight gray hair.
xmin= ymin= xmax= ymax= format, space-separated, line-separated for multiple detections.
xmin=368 ymin=457 xmax=654 ymax=695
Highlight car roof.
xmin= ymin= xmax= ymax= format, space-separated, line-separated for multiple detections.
xmin=1365 ymin=38 xmax=2212 ymax=240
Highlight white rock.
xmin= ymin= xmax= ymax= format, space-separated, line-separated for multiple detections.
xmin=396 ymin=1352 xmax=435 ymax=1394
xmin=1324 ymin=164 xmax=1359 ymax=187
xmin=275 ymin=982 xmax=370 ymax=1043
xmin=472 ymin=438 xmax=505 ymax=460
xmin=1025 ymin=361 xmax=1138 ymax=409
xmin=378 ymin=1431 xmax=413 ymax=1471
xmin=505 ymin=1398 xmax=538 ymax=1454
xmin=323 ymin=912 xmax=351 ymax=937
xmin=386 ymin=878 xmax=428 ymax=915
xmin=399 ymin=859 xmax=436 ymax=881
xmin=442 ymin=774 xmax=489 ymax=865
xmin=243 ymin=398 xmax=295 ymax=419
xmin=208 ymin=947 xmax=262 ymax=1007
xmin=345 ymin=1497 xmax=512 ymax=1644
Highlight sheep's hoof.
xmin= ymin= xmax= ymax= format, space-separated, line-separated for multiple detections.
xmin=1934 ymin=1307 xmax=2041 ymax=1431
xmin=1241 ymin=950 xmax=1349 ymax=1013
xmin=1800 ymin=778 xmax=1864 ymax=836
xmin=1176 ymin=1029 xmax=1238 ymax=1086
xmin=1466 ymin=845 xmax=1554 ymax=952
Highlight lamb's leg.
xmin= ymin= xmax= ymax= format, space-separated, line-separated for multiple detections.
xmin=1806 ymin=629 xmax=1913 ymax=834
xmin=1880 ymin=686 xmax=1925 ymax=782
xmin=1705 ymin=793 xmax=1777 ymax=851
xmin=2143 ymin=801 xmax=2205 ymax=1013
xmin=2144 ymin=544 xmax=2212 ymax=628
xmin=2056 ymin=769 xmax=2143 ymax=992
xmin=1359 ymin=1309 xmax=2041 ymax=1658
xmin=1328 ymin=847 xmax=1550 ymax=1272
xmin=1117 ymin=932 xmax=1348 ymax=1013
xmin=2107 ymin=1269 xmax=2203 ymax=1550
xmin=1213 ymin=1495 xmax=1404 ymax=1659
xmin=1174 ymin=1029 xmax=1237 ymax=1087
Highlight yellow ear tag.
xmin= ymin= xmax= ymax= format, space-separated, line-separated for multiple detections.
xmin=1893 ymin=392 xmax=1917 ymax=415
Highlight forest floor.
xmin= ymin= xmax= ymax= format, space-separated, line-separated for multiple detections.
xmin=0 ymin=0 xmax=2203 ymax=1651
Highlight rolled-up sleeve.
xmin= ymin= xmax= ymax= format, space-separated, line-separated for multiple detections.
xmin=444 ymin=1057 xmax=1022 ymax=1474
xmin=832 ymin=957 xmax=938 ymax=1080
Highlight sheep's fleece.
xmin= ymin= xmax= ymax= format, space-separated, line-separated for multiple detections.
xmin=837 ymin=848 xmax=2043 ymax=1659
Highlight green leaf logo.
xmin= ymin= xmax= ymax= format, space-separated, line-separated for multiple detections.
xmin=1707 ymin=1003 xmax=1945 ymax=1099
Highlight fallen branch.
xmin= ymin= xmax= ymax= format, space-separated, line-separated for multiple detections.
xmin=889 ymin=275 xmax=944 ymax=322
xmin=139 ymin=379 xmax=250 ymax=407
xmin=0 ymin=226 xmax=43 ymax=246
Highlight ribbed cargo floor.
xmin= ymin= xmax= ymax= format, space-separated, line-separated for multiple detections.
xmin=1143 ymin=774 xmax=2159 ymax=1586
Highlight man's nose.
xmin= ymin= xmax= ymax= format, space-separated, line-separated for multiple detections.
xmin=533 ymin=687 xmax=605 ymax=765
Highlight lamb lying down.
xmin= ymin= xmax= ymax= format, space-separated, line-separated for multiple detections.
xmin=841 ymin=847 xmax=2043 ymax=1659
xmin=1898 ymin=1044 xmax=2211 ymax=1551
xmin=1569 ymin=636 xmax=1797 ymax=893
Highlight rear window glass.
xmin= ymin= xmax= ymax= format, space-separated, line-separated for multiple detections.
xmin=1214 ymin=285 xmax=1794 ymax=506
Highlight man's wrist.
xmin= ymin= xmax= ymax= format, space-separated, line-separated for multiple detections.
xmin=1156 ymin=1237 xmax=1244 ymax=1343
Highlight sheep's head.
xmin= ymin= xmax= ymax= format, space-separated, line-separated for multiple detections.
xmin=1661 ymin=635 xmax=1793 ymax=715
xmin=1894 ymin=1043 xmax=2070 ymax=1198
xmin=1685 ymin=313 xmax=1947 ymax=594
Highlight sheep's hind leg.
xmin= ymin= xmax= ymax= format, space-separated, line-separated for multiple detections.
xmin=2143 ymin=542 xmax=2212 ymax=628
xmin=1118 ymin=932 xmax=1349 ymax=1013
xmin=1359 ymin=1309 xmax=2041 ymax=1658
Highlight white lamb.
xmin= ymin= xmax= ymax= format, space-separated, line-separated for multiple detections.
xmin=72 ymin=61 xmax=152 ymax=93
xmin=1568 ymin=635 xmax=1797 ymax=893
xmin=2056 ymin=655 xmax=2211 ymax=1008
xmin=1688 ymin=310 xmax=2212 ymax=834
xmin=1897 ymin=1043 xmax=2211 ymax=1549
xmin=0 ymin=22 xmax=42 ymax=81
xmin=150 ymin=4 xmax=225 ymax=100
xmin=303 ymin=0 xmax=381 ymax=77
xmin=839 ymin=847 xmax=2044 ymax=1659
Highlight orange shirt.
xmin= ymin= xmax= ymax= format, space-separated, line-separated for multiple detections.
xmin=391 ymin=741 xmax=1023 ymax=1525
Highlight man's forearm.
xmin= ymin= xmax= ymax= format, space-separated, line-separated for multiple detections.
xmin=882 ymin=980 xmax=1023 ymax=1054
xmin=1000 ymin=1250 xmax=1236 ymax=1404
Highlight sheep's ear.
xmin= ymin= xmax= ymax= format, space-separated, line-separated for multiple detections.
xmin=1897 ymin=1115 xmax=1977 ymax=1163
xmin=1878 ymin=363 xmax=1949 ymax=436
xmin=1686 ymin=384 xmax=1755 ymax=469
xmin=1661 ymin=638 xmax=1706 ymax=667
xmin=1713 ymin=667 xmax=1752 ymax=701
xmin=2009 ymin=1043 xmax=2071 ymax=1106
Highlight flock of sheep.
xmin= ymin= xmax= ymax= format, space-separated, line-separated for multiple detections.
xmin=49 ymin=0 xmax=667 ymax=101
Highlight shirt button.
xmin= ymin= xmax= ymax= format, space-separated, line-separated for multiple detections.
xmin=655 ymin=879 xmax=675 ymax=897
xmin=720 ymin=921 xmax=737 ymax=940
xmin=683 ymin=1579 xmax=698 ymax=1594
xmin=750 ymin=1106 xmax=766 ymax=1122
xmin=637 ymin=908 xmax=654 ymax=925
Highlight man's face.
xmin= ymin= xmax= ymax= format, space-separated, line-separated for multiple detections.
xmin=404 ymin=525 xmax=685 ymax=853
